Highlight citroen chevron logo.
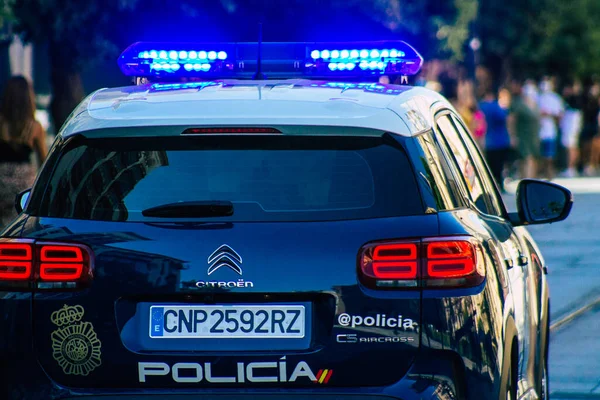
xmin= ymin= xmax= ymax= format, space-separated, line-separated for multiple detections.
xmin=207 ymin=244 xmax=243 ymax=276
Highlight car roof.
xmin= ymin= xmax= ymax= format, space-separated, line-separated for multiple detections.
xmin=58 ymin=79 xmax=450 ymax=139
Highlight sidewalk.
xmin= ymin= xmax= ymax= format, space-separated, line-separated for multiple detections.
xmin=505 ymin=176 xmax=600 ymax=195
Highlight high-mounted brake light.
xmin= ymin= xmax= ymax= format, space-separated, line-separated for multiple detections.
xmin=118 ymin=40 xmax=423 ymax=80
xmin=182 ymin=127 xmax=281 ymax=134
xmin=359 ymin=237 xmax=485 ymax=289
xmin=0 ymin=239 xmax=93 ymax=290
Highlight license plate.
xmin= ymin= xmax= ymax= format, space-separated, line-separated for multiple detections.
xmin=149 ymin=305 xmax=305 ymax=339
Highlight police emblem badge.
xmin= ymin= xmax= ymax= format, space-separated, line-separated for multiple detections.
xmin=50 ymin=304 xmax=102 ymax=376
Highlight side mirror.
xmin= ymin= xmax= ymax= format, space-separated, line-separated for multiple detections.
xmin=509 ymin=179 xmax=573 ymax=226
xmin=15 ymin=188 xmax=32 ymax=214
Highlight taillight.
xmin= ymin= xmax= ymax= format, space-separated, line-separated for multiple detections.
xmin=0 ymin=241 xmax=33 ymax=283
xmin=372 ymin=243 xmax=418 ymax=279
xmin=39 ymin=245 xmax=86 ymax=281
xmin=426 ymin=241 xmax=475 ymax=278
xmin=0 ymin=239 xmax=93 ymax=290
xmin=361 ymin=242 xmax=419 ymax=287
xmin=423 ymin=239 xmax=484 ymax=287
xmin=359 ymin=237 xmax=485 ymax=289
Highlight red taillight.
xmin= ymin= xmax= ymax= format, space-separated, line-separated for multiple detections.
xmin=0 ymin=242 xmax=33 ymax=281
xmin=40 ymin=245 xmax=84 ymax=262
xmin=40 ymin=263 xmax=84 ymax=281
xmin=40 ymin=245 xmax=85 ymax=281
xmin=0 ymin=240 xmax=93 ymax=290
xmin=359 ymin=237 xmax=485 ymax=289
xmin=372 ymin=244 xmax=418 ymax=279
xmin=0 ymin=262 xmax=32 ymax=280
xmin=0 ymin=243 xmax=32 ymax=260
xmin=426 ymin=241 xmax=475 ymax=278
xmin=360 ymin=241 xmax=419 ymax=287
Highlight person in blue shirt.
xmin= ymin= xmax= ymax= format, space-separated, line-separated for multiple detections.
xmin=479 ymin=89 xmax=512 ymax=192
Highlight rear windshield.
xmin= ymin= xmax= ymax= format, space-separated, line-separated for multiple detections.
xmin=36 ymin=135 xmax=423 ymax=222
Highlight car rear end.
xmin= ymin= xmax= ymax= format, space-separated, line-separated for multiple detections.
xmin=0 ymin=126 xmax=491 ymax=399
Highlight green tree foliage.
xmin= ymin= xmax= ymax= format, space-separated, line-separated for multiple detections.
xmin=1 ymin=1 xmax=15 ymax=91
xmin=0 ymin=0 xmax=13 ymax=24
xmin=434 ymin=0 xmax=478 ymax=61
xmin=541 ymin=0 xmax=600 ymax=80
xmin=478 ymin=0 xmax=600 ymax=82
xmin=0 ymin=0 xmax=14 ymax=40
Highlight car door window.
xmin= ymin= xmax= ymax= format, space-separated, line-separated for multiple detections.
xmin=449 ymin=115 xmax=506 ymax=217
xmin=435 ymin=114 xmax=491 ymax=215
xmin=416 ymin=132 xmax=464 ymax=210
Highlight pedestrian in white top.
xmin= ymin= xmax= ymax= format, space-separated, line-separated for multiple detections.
xmin=559 ymin=82 xmax=584 ymax=178
xmin=537 ymin=78 xmax=565 ymax=179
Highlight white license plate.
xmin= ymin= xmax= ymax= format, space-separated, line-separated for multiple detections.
xmin=149 ymin=305 xmax=305 ymax=339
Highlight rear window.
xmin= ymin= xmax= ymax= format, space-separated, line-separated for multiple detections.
xmin=35 ymin=134 xmax=423 ymax=222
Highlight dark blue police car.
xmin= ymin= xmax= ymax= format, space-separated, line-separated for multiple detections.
xmin=0 ymin=41 xmax=572 ymax=400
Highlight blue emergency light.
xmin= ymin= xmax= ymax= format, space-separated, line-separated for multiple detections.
xmin=118 ymin=40 xmax=423 ymax=80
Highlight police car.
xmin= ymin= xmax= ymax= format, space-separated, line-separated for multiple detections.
xmin=0 ymin=40 xmax=572 ymax=400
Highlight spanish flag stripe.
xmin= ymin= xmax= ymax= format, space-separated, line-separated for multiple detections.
xmin=323 ymin=369 xmax=333 ymax=384
xmin=318 ymin=369 xmax=329 ymax=384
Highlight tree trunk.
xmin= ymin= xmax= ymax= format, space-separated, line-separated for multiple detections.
xmin=48 ymin=41 xmax=85 ymax=134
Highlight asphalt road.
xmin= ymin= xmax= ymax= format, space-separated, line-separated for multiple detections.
xmin=505 ymin=178 xmax=600 ymax=398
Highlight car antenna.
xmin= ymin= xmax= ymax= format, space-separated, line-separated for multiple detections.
xmin=253 ymin=22 xmax=266 ymax=80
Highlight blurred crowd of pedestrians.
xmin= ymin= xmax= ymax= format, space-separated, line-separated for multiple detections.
xmin=440 ymin=75 xmax=600 ymax=192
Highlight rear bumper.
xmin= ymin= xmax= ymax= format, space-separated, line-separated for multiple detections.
xmin=58 ymin=394 xmax=433 ymax=400
xmin=1 ymin=349 xmax=465 ymax=400
xmin=60 ymin=396 xmax=404 ymax=400
xmin=0 ymin=295 xmax=470 ymax=400
xmin=25 ymin=381 xmax=456 ymax=400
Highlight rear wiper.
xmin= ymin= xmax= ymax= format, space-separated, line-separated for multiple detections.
xmin=141 ymin=201 xmax=234 ymax=218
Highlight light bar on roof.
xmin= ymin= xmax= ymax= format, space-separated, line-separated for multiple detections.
xmin=118 ymin=40 xmax=423 ymax=80
xmin=305 ymin=41 xmax=422 ymax=76
xmin=118 ymin=42 xmax=235 ymax=78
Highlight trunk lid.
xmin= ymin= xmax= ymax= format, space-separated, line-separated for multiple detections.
xmin=28 ymin=214 xmax=436 ymax=389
